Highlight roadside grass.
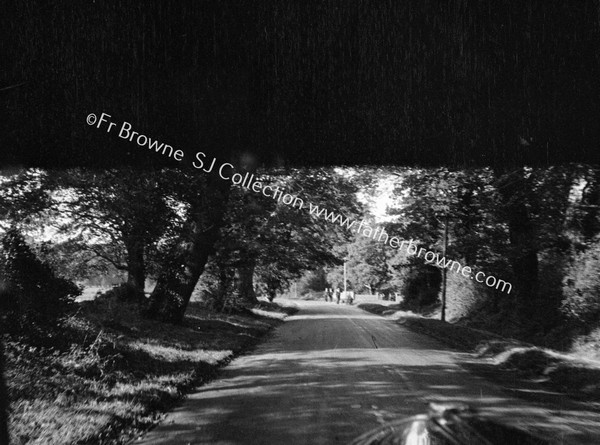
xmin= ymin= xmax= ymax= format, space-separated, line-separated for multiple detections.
xmin=357 ymin=303 xmax=600 ymax=401
xmin=6 ymin=296 xmax=296 ymax=445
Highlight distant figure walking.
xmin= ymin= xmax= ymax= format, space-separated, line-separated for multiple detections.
xmin=334 ymin=287 xmax=341 ymax=304
xmin=324 ymin=288 xmax=332 ymax=302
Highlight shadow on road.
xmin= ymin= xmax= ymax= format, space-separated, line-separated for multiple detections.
xmin=140 ymin=301 xmax=600 ymax=445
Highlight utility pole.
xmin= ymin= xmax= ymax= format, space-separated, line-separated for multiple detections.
xmin=441 ymin=212 xmax=449 ymax=322
xmin=343 ymin=260 xmax=347 ymax=293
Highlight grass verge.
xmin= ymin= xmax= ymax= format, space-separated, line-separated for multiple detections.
xmin=358 ymin=303 xmax=600 ymax=401
xmin=6 ymin=297 xmax=297 ymax=445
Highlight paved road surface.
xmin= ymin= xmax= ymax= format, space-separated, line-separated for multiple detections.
xmin=139 ymin=300 xmax=600 ymax=444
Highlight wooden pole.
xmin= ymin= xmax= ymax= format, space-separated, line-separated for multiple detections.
xmin=343 ymin=261 xmax=347 ymax=293
xmin=441 ymin=212 xmax=449 ymax=322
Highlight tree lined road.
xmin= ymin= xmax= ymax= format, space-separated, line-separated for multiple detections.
xmin=139 ymin=301 xmax=600 ymax=444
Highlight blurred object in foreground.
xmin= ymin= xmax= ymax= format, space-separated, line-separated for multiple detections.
xmin=349 ymin=403 xmax=548 ymax=445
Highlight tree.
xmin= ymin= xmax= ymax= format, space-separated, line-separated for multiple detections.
xmin=327 ymin=234 xmax=391 ymax=295
xmin=0 ymin=228 xmax=81 ymax=337
xmin=569 ymin=166 xmax=600 ymax=241
xmin=147 ymin=169 xmax=232 ymax=322
xmin=387 ymin=168 xmax=501 ymax=316
xmin=198 ymin=167 xmax=362 ymax=308
xmin=57 ymin=168 xmax=181 ymax=295
xmin=492 ymin=166 xmax=576 ymax=333
xmin=386 ymin=166 xmax=581 ymax=336
xmin=1 ymin=168 xmax=181 ymax=299
xmin=0 ymin=169 xmax=52 ymax=230
xmin=293 ymin=268 xmax=329 ymax=299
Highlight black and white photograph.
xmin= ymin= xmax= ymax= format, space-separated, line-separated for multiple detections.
xmin=2 ymin=1 xmax=600 ymax=444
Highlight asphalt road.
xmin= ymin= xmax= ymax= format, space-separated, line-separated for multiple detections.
xmin=139 ymin=300 xmax=600 ymax=445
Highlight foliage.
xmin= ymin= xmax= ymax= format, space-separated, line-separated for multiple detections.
xmin=0 ymin=170 xmax=52 ymax=228
xmin=390 ymin=168 xmax=505 ymax=266
xmin=5 ymin=297 xmax=284 ymax=445
xmin=380 ymin=164 xmax=600 ymax=349
xmin=196 ymin=255 xmax=237 ymax=311
xmin=48 ymin=168 xmax=182 ymax=287
xmin=561 ymin=242 xmax=600 ymax=325
xmin=327 ymin=233 xmax=391 ymax=294
xmin=146 ymin=169 xmax=232 ymax=323
xmin=295 ymin=268 xmax=328 ymax=297
xmin=202 ymin=167 xmax=362 ymax=307
xmin=0 ymin=168 xmax=184 ymax=293
xmin=98 ymin=283 xmax=145 ymax=304
xmin=400 ymin=264 xmax=441 ymax=308
xmin=386 ymin=168 xmax=504 ymax=313
xmin=0 ymin=229 xmax=80 ymax=338
xmin=3 ymin=163 xmax=600 ymax=350
xmin=34 ymin=238 xmax=124 ymax=283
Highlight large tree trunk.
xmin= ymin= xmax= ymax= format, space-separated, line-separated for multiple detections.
xmin=147 ymin=226 xmax=220 ymax=323
xmin=235 ymin=260 xmax=257 ymax=306
xmin=147 ymin=173 xmax=231 ymax=323
xmin=125 ymin=238 xmax=145 ymax=301
xmin=495 ymin=168 xmax=540 ymax=324
xmin=508 ymin=215 xmax=540 ymax=316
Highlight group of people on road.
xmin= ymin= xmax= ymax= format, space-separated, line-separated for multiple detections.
xmin=323 ymin=287 xmax=354 ymax=305
xmin=324 ymin=287 xmax=339 ymax=303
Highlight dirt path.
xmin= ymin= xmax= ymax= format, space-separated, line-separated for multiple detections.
xmin=138 ymin=300 xmax=600 ymax=444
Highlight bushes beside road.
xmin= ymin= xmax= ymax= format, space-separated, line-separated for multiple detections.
xmin=358 ymin=303 xmax=600 ymax=400
xmin=5 ymin=294 xmax=293 ymax=444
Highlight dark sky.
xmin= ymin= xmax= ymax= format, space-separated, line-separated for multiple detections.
xmin=3 ymin=0 xmax=600 ymax=168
